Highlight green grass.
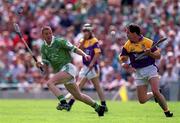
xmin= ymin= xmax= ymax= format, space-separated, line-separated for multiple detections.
xmin=0 ymin=100 xmax=179 ymax=123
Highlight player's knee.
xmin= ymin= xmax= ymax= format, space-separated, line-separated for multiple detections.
xmin=47 ymin=82 xmax=54 ymax=87
xmin=152 ymin=90 xmax=160 ymax=97
xmin=139 ymin=100 xmax=146 ymax=104
xmin=138 ymin=98 xmax=146 ymax=104
xmin=78 ymin=83 xmax=83 ymax=89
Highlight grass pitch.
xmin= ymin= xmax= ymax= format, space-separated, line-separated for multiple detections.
xmin=0 ymin=100 xmax=179 ymax=123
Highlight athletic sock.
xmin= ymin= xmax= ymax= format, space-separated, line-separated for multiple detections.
xmin=92 ymin=102 xmax=99 ymax=111
xmin=68 ymin=99 xmax=75 ymax=106
xmin=57 ymin=95 xmax=67 ymax=104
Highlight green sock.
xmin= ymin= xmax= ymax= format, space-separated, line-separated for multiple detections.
xmin=57 ymin=95 xmax=66 ymax=104
xmin=92 ymin=102 xmax=99 ymax=110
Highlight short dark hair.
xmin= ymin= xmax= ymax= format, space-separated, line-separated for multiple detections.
xmin=41 ymin=26 xmax=52 ymax=34
xmin=127 ymin=24 xmax=141 ymax=35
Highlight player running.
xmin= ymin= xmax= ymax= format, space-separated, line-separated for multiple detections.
xmin=119 ymin=23 xmax=173 ymax=117
xmin=66 ymin=24 xmax=108 ymax=112
xmin=36 ymin=26 xmax=105 ymax=116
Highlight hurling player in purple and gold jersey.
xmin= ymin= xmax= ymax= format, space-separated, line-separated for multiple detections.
xmin=67 ymin=24 xmax=108 ymax=112
xmin=119 ymin=23 xmax=173 ymax=117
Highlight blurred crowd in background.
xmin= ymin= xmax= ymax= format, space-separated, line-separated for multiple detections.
xmin=0 ymin=0 xmax=180 ymax=101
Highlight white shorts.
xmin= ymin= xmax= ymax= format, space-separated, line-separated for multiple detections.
xmin=60 ymin=63 xmax=78 ymax=84
xmin=79 ymin=65 xmax=99 ymax=80
xmin=134 ymin=65 xmax=159 ymax=86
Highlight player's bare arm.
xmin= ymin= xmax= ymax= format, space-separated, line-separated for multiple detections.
xmin=78 ymin=40 xmax=85 ymax=50
xmin=75 ymin=48 xmax=91 ymax=61
xmin=36 ymin=62 xmax=48 ymax=72
xmin=88 ymin=52 xmax=100 ymax=70
xmin=144 ymin=48 xmax=161 ymax=59
xmin=119 ymin=55 xmax=136 ymax=73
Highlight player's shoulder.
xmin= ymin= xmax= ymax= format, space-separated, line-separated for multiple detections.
xmin=54 ymin=37 xmax=69 ymax=45
xmin=41 ymin=42 xmax=46 ymax=48
xmin=54 ymin=37 xmax=66 ymax=42
xmin=143 ymin=37 xmax=153 ymax=42
xmin=40 ymin=43 xmax=46 ymax=52
xmin=123 ymin=40 xmax=131 ymax=49
xmin=92 ymin=37 xmax=98 ymax=42
xmin=142 ymin=37 xmax=154 ymax=46
xmin=90 ymin=37 xmax=99 ymax=44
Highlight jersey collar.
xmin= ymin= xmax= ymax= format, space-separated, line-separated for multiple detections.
xmin=44 ymin=36 xmax=55 ymax=47
xmin=139 ymin=35 xmax=143 ymax=41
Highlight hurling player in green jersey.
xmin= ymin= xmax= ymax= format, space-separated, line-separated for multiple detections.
xmin=36 ymin=26 xmax=105 ymax=116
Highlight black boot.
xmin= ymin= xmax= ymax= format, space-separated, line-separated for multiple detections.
xmin=164 ymin=111 xmax=173 ymax=117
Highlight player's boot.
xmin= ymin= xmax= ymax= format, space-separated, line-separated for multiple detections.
xmin=56 ymin=103 xmax=71 ymax=111
xmin=101 ymin=101 xmax=108 ymax=112
xmin=164 ymin=111 xmax=173 ymax=117
xmin=67 ymin=99 xmax=75 ymax=111
xmin=66 ymin=104 xmax=72 ymax=111
xmin=104 ymin=106 xmax=108 ymax=112
xmin=95 ymin=105 xmax=105 ymax=116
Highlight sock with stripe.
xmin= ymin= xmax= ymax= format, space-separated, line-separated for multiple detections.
xmin=57 ymin=95 xmax=67 ymax=104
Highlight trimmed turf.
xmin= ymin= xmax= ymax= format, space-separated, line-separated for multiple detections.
xmin=0 ymin=100 xmax=179 ymax=123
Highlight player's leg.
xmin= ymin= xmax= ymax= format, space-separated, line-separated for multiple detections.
xmin=91 ymin=77 xmax=108 ymax=111
xmin=78 ymin=77 xmax=88 ymax=88
xmin=136 ymin=84 xmax=154 ymax=104
xmin=66 ymin=65 xmax=88 ymax=107
xmin=149 ymin=77 xmax=173 ymax=117
xmin=87 ymin=66 xmax=108 ymax=110
xmin=65 ymin=83 xmax=105 ymax=116
xmin=135 ymin=68 xmax=154 ymax=103
xmin=67 ymin=77 xmax=88 ymax=108
xmin=46 ymin=71 xmax=73 ymax=110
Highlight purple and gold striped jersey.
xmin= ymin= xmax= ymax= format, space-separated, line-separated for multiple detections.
xmin=80 ymin=37 xmax=101 ymax=66
xmin=120 ymin=37 xmax=158 ymax=69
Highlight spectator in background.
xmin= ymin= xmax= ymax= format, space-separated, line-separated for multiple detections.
xmin=30 ymin=71 xmax=44 ymax=93
xmin=158 ymin=56 xmax=167 ymax=76
xmin=176 ymin=53 xmax=180 ymax=79
xmin=160 ymin=64 xmax=179 ymax=101
xmin=17 ymin=74 xmax=30 ymax=93
xmin=106 ymin=73 xmax=126 ymax=91
xmin=126 ymin=75 xmax=136 ymax=100
xmin=10 ymin=56 xmax=26 ymax=81
xmin=101 ymin=59 xmax=114 ymax=82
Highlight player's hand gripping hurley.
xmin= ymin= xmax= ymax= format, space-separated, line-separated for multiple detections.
xmin=135 ymin=37 xmax=167 ymax=60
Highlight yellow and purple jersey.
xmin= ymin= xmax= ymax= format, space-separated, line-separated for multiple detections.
xmin=120 ymin=37 xmax=158 ymax=69
xmin=80 ymin=37 xmax=101 ymax=66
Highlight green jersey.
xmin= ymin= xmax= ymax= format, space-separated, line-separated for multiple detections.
xmin=41 ymin=37 xmax=77 ymax=73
